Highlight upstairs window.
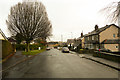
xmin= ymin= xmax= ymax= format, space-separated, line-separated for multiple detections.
xmin=113 ymin=34 xmax=115 ymax=38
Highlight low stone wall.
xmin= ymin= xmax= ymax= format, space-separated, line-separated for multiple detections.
xmin=93 ymin=51 xmax=120 ymax=63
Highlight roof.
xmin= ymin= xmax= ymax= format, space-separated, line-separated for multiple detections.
xmin=101 ymin=39 xmax=120 ymax=44
xmin=84 ymin=24 xmax=120 ymax=37
xmin=0 ymin=28 xmax=7 ymax=40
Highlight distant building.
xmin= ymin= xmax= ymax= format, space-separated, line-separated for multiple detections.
xmin=47 ymin=42 xmax=59 ymax=47
xmin=67 ymin=39 xmax=74 ymax=46
xmin=73 ymin=32 xmax=84 ymax=49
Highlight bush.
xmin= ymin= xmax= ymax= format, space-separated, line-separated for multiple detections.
xmin=16 ymin=44 xmax=44 ymax=51
xmin=2 ymin=40 xmax=14 ymax=59
xmin=78 ymin=49 xmax=89 ymax=54
xmin=16 ymin=44 xmax=26 ymax=50
xmin=78 ymin=48 xmax=96 ymax=54
xmin=30 ymin=44 xmax=42 ymax=50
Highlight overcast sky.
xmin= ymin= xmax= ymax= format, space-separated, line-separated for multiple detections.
xmin=0 ymin=0 xmax=119 ymax=42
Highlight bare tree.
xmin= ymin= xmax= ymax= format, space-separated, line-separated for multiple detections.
xmin=100 ymin=1 xmax=120 ymax=24
xmin=6 ymin=1 xmax=52 ymax=52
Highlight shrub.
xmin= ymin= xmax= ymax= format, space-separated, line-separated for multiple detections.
xmin=16 ymin=44 xmax=26 ymax=50
xmin=2 ymin=40 xmax=14 ymax=59
xmin=16 ymin=44 xmax=44 ymax=51
xmin=78 ymin=48 xmax=96 ymax=54
xmin=30 ymin=44 xmax=42 ymax=50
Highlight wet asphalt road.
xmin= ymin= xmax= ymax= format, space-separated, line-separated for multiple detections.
xmin=2 ymin=49 xmax=119 ymax=78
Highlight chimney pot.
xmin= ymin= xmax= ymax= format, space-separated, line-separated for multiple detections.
xmin=81 ymin=32 xmax=83 ymax=37
xmin=95 ymin=25 xmax=99 ymax=30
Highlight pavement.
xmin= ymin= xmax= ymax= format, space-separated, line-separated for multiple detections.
xmin=2 ymin=51 xmax=34 ymax=71
xmin=70 ymin=51 xmax=120 ymax=71
xmin=2 ymin=49 xmax=119 ymax=78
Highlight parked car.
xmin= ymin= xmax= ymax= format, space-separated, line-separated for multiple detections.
xmin=46 ymin=47 xmax=51 ymax=50
xmin=57 ymin=47 xmax=62 ymax=50
xmin=54 ymin=46 xmax=57 ymax=49
xmin=62 ymin=47 xmax=69 ymax=53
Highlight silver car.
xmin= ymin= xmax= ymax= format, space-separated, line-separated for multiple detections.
xmin=62 ymin=47 xmax=69 ymax=53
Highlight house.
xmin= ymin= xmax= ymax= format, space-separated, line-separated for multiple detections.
xmin=0 ymin=28 xmax=7 ymax=40
xmin=73 ymin=32 xmax=84 ymax=49
xmin=84 ymin=24 xmax=120 ymax=52
xmin=81 ymin=36 xmax=85 ymax=48
xmin=67 ymin=39 xmax=75 ymax=46
xmin=73 ymin=38 xmax=81 ymax=48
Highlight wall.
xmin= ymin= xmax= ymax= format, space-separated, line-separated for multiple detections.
xmin=2 ymin=40 xmax=13 ymax=59
xmin=100 ymin=25 xmax=119 ymax=43
xmin=104 ymin=44 xmax=118 ymax=52
xmin=0 ymin=33 xmax=5 ymax=40
xmin=82 ymin=37 xmax=84 ymax=48
xmin=100 ymin=25 xmax=119 ymax=52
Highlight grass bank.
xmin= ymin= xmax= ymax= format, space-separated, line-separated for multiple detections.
xmin=22 ymin=49 xmax=45 ymax=55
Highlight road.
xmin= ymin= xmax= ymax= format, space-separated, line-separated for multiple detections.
xmin=2 ymin=49 xmax=119 ymax=78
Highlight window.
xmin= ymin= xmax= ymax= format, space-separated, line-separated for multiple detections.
xmin=116 ymin=46 xmax=118 ymax=49
xmin=88 ymin=37 xmax=89 ymax=40
xmin=85 ymin=37 xmax=87 ymax=41
xmin=96 ymin=35 xmax=98 ymax=41
xmin=113 ymin=34 xmax=115 ymax=38
xmin=117 ymin=33 xmax=120 ymax=37
xmin=92 ymin=36 xmax=94 ymax=40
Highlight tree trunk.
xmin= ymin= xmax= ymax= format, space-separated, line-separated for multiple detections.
xmin=26 ymin=42 xmax=30 ymax=52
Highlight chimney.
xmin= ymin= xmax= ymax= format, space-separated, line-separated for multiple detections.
xmin=81 ymin=32 xmax=83 ymax=37
xmin=95 ymin=25 xmax=99 ymax=31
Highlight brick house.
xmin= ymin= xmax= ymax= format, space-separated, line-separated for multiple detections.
xmin=73 ymin=32 xmax=84 ymax=49
xmin=84 ymin=24 xmax=120 ymax=52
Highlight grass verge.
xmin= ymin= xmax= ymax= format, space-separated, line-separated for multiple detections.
xmin=22 ymin=49 xmax=45 ymax=55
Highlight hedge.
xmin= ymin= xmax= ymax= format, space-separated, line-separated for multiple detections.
xmin=2 ymin=40 xmax=14 ymax=59
xmin=78 ymin=49 xmax=95 ymax=54
xmin=16 ymin=44 xmax=45 ymax=51
xmin=29 ymin=44 xmax=43 ymax=50
xmin=16 ymin=44 xmax=26 ymax=50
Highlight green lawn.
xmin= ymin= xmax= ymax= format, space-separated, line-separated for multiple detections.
xmin=22 ymin=49 xmax=45 ymax=55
